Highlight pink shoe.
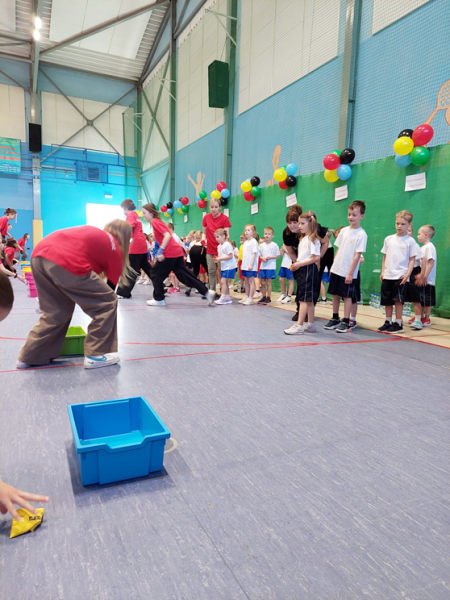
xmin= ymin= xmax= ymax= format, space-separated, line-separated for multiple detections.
xmin=167 ymin=287 xmax=180 ymax=294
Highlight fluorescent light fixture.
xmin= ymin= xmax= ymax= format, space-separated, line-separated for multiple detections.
xmin=33 ymin=29 xmax=41 ymax=41
xmin=104 ymin=194 xmax=113 ymax=199
xmin=34 ymin=16 xmax=42 ymax=29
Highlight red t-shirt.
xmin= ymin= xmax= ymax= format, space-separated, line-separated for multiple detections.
xmin=151 ymin=219 xmax=184 ymax=258
xmin=32 ymin=226 xmax=123 ymax=286
xmin=4 ymin=247 xmax=15 ymax=259
xmin=202 ymin=213 xmax=232 ymax=255
xmin=127 ymin=211 xmax=147 ymax=254
xmin=18 ymin=237 xmax=28 ymax=249
xmin=0 ymin=216 xmax=9 ymax=237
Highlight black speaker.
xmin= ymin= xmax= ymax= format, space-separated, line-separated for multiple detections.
xmin=29 ymin=123 xmax=42 ymax=153
xmin=208 ymin=60 xmax=229 ymax=108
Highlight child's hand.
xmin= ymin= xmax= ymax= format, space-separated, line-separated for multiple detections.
xmin=18 ymin=275 xmax=26 ymax=284
xmin=290 ymin=262 xmax=301 ymax=271
xmin=0 ymin=480 xmax=49 ymax=521
xmin=380 ymin=273 xmax=384 ymax=282
xmin=345 ymin=274 xmax=353 ymax=284
xmin=400 ymin=274 xmax=409 ymax=285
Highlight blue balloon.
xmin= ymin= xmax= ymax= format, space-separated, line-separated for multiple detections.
xmin=221 ymin=188 xmax=230 ymax=199
xmin=337 ymin=164 xmax=352 ymax=181
xmin=286 ymin=163 xmax=298 ymax=176
xmin=167 ymin=208 xmax=173 ymax=215
xmin=173 ymin=199 xmax=182 ymax=209
xmin=395 ymin=153 xmax=411 ymax=167
xmin=196 ymin=195 xmax=200 ymax=201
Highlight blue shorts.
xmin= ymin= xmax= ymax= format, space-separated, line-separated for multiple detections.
xmin=221 ymin=269 xmax=236 ymax=279
xmin=259 ymin=269 xmax=276 ymax=280
xmin=322 ymin=271 xmax=330 ymax=283
xmin=241 ymin=270 xmax=257 ymax=278
xmin=278 ymin=266 xmax=294 ymax=280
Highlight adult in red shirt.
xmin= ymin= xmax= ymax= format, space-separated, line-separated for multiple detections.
xmin=0 ymin=208 xmax=17 ymax=238
xmin=16 ymin=220 xmax=132 ymax=370
xmin=202 ymin=199 xmax=231 ymax=292
xmin=141 ymin=203 xmax=215 ymax=306
xmin=116 ymin=199 xmax=151 ymax=298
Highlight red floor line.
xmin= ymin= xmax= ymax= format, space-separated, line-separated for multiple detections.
xmin=121 ymin=341 xmax=304 ymax=347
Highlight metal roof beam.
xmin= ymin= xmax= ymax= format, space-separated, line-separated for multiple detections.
xmin=32 ymin=0 xmax=44 ymax=94
xmin=139 ymin=8 xmax=170 ymax=84
xmin=39 ymin=61 xmax=138 ymax=85
xmin=40 ymin=0 xmax=170 ymax=57
xmin=0 ymin=31 xmax=31 ymax=43
xmin=173 ymin=0 xmax=208 ymax=38
xmin=0 ymin=52 xmax=31 ymax=63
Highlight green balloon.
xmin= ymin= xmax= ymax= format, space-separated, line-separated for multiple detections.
xmin=410 ymin=146 xmax=430 ymax=166
xmin=181 ymin=204 xmax=189 ymax=213
xmin=281 ymin=165 xmax=286 ymax=170
xmin=199 ymin=190 xmax=207 ymax=200
xmin=251 ymin=186 xmax=261 ymax=197
xmin=331 ymin=149 xmax=341 ymax=156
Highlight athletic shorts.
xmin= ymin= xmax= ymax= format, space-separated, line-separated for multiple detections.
xmin=259 ymin=269 xmax=276 ymax=280
xmin=296 ymin=264 xmax=320 ymax=303
xmin=406 ymin=266 xmax=421 ymax=303
xmin=278 ymin=266 xmax=294 ymax=280
xmin=322 ymin=271 xmax=330 ymax=283
xmin=221 ymin=269 xmax=236 ymax=279
xmin=380 ymin=279 xmax=407 ymax=306
xmin=328 ymin=272 xmax=360 ymax=303
xmin=241 ymin=270 xmax=257 ymax=278
xmin=419 ymin=284 xmax=436 ymax=307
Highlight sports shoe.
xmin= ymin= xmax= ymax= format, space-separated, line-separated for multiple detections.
xmin=318 ymin=297 xmax=328 ymax=304
xmin=284 ymin=324 xmax=304 ymax=335
xmin=117 ymin=295 xmax=131 ymax=299
xmin=137 ymin=278 xmax=144 ymax=284
xmin=143 ymin=280 xmax=151 ymax=285
xmin=277 ymin=292 xmax=287 ymax=302
xmin=185 ymin=288 xmax=191 ymax=296
xmin=214 ymin=296 xmax=232 ymax=305
xmin=303 ymin=323 xmax=316 ymax=333
xmin=84 ymin=354 xmax=120 ymax=370
xmin=336 ymin=321 xmax=351 ymax=333
xmin=292 ymin=312 xmax=299 ymax=321
xmin=385 ymin=322 xmax=404 ymax=333
xmin=147 ymin=298 xmax=166 ymax=306
xmin=16 ymin=360 xmax=31 ymax=369
xmin=243 ymin=297 xmax=254 ymax=305
xmin=206 ymin=290 xmax=216 ymax=305
xmin=238 ymin=297 xmax=247 ymax=304
xmin=410 ymin=319 xmax=423 ymax=330
xmin=324 ymin=318 xmax=341 ymax=330
xmin=349 ymin=320 xmax=357 ymax=330
xmin=167 ymin=287 xmax=180 ymax=294
xmin=253 ymin=290 xmax=262 ymax=298
xmin=281 ymin=295 xmax=292 ymax=304
xmin=422 ymin=318 xmax=431 ymax=327
xmin=408 ymin=316 xmax=416 ymax=324
xmin=257 ymin=296 xmax=268 ymax=304
xmin=378 ymin=320 xmax=392 ymax=332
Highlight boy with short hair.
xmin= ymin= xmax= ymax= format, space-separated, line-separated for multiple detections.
xmin=410 ymin=224 xmax=437 ymax=329
xmin=257 ymin=227 xmax=280 ymax=304
xmin=324 ymin=200 xmax=367 ymax=333
xmin=378 ymin=210 xmax=416 ymax=334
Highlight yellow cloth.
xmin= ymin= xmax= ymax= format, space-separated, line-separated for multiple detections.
xmin=10 ymin=508 xmax=45 ymax=539
xmin=238 ymin=244 xmax=243 ymax=261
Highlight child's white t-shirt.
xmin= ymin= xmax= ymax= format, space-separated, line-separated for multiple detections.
xmin=331 ymin=226 xmax=367 ymax=279
xmin=381 ymin=234 xmax=417 ymax=279
xmin=217 ymin=241 xmax=237 ymax=271
xmin=242 ymin=238 xmax=259 ymax=271
xmin=297 ymin=236 xmax=321 ymax=263
xmin=259 ymin=241 xmax=280 ymax=270
xmin=412 ymin=239 xmax=423 ymax=268
xmin=281 ymin=247 xmax=292 ymax=268
xmin=422 ymin=242 xmax=437 ymax=285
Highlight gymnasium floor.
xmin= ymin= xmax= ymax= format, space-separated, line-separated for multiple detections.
xmin=0 ymin=280 xmax=449 ymax=600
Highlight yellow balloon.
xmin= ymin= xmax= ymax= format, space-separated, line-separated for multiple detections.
xmin=164 ymin=212 xmax=169 ymax=217
xmin=393 ymin=136 xmax=414 ymax=156
xmin=178 ymin=207 xmax=183 ymax=214
xmin=274 ymin=169 xmax=287 ymax=182
xmin=324 ymin=169 xmax=339 ymax=183
xmin=241 ymin=180 xmax=252 ymax=193
xmin=211 ymin=190 xmax=221 ymax=199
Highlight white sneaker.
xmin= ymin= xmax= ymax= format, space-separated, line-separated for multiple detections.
xmin=143 ymin=280 xmax=151 ymax=285
xmin=238 ymin=297 xmax=247 ymax=304
xmin=243 ymin=297 xmax=254 ymax=305
xmin=146 ymin=298 xmax=166 ymax=306
xmin=253 ymin=291 xmax=262 ymax=298
xmin=137 ymin=278 xmax=144 ymax=284
xmin=16 ymin=360 xmax=31 ymax=369
xmin=277 ymin=293 xmax=287 ymax=302
xmin=84 ymin=354 xmax=120 ymax=369
xmin=214 ymin=296 xmax=232 ymax=305
xmin=410 ymin=319 xmax=423 ymax=330
xmin=303 ymin=323 xmax=316 ymax=333
xmin=281 ymin=295 xmax=292 ymax=304
xmin=284 ymin=324 xmax=304 ymax=335
xmin=206 ymin=290 xmax=216 ymax=305
xmin=117 ymin=295 xmax=131 ymax=299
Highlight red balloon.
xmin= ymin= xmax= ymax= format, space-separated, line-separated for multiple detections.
xmin=279 ymin=180 xmax=288 ymax=190
xmin=198 ymin=199 xmax=207 ymax=209
xmin=323 ymin=154 xmax=340 ymax=170
xmin=160 ymin=205 xmax=167 ymax=212
xmin=216 ymin=181 xmax=227 ymax=192
xmin=244 ymin=191 xmax=254 ymax=202
xmin=181 ymin=196 xmax=189 ymax=205
xmin=412 ymin=124 xmax=433 ymax=146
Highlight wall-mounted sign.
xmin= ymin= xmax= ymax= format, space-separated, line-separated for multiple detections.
xmin=0 ymin=138 xmax=21 ymax=174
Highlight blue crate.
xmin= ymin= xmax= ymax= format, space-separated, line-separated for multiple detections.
xmin=67 ymin=397 xmax=170 ymax=486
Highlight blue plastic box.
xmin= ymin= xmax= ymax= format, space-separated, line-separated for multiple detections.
xmin=67 ymin=397 xmax=170 ymax=485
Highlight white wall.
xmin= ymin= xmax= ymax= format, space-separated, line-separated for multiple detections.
xmin=41 ymin=91 xmax=125 ymax=154
xmin=141 ymin=56 xmax=170 ymax=170
xmin=0 ymin=84 xmax=26 ymax=142
xmin=372 ymin=0 xmax=431 ymax=34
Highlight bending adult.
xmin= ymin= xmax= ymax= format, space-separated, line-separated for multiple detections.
xmin=202 ymin=199 xmax=231 ymax=292
xmin=16 ymin=220 xmax=132 ymax=370
xmin=116 ymin=199 xmax=151 ymax=298
xmin=0 ymin=208 xmax=17 ymax=239
xmin=141 ymin=203 xmax=215 ymax=306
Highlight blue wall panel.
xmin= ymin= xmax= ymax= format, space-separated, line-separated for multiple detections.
xmin=142 ymin=163 xmax=169 ymax=207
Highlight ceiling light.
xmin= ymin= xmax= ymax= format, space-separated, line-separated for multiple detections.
xmin=33 ymin=29 xmax=41 ymax=41
xmin=34 ymin=16 xmax=42 ymax=29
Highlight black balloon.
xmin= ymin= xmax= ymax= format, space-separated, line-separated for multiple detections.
xmin=286 ymin=176 xmax=297 ymax=188
xmin=398 ymin=128 xmax=414 ymax=138
xmin=250 ymin=176 xmax=260 ymax=186
xmin=220 ymin=197 xmax=228 ymax=206
xmin=166 ymin=202 xmax=173 ymax=209
xmin=339 ymin=148 xmax=355 ymax=164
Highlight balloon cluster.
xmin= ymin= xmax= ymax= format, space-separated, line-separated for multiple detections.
xmin=273 ymin=163 xmax=297 ymax=190
xmin=160 ymin=201 xmax=173 ymax=217
xmin=393 ymin=124 xmax=433 ymax=167
xmin=322 ymin=149 xmax=355 ymax=183
xmin=173 ymin=196 xmax=189 ymax=214
xmin=196 ymin=190 xmax=207 ymax=209
xmin=241 ymin=176 xmax=262 ymax=202
xmin=211 ymin=181 xmax=231 ymax=206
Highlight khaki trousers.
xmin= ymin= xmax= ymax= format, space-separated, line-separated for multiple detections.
xmin=206 ymin=254 xmax=217 ymax=291
xmin=18 ymin=257 xmax=118 ymax=365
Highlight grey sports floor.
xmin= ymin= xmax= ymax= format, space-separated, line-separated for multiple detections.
xmin=1 ymin=281 xmax=449 ymax=600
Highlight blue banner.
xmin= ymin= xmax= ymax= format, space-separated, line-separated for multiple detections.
xmin=0 ymin=138 xmax=21 ymax=174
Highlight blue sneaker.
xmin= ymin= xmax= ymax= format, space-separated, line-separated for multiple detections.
xmin=84 ymin=354 xmax=120 ymax=370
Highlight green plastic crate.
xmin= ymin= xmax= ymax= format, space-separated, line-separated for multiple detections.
xmin=60 ymin=326 xmax=86 ymax=356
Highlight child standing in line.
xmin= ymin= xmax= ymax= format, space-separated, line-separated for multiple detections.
xmin=237 ymin=234 xmax=245 ymax=293
xmin=213 ymin=228 xmax=237 ymax=305
xmin=17 ymin=233 xmax=30 ymax=261
xmin=410 ymin=225 xmax=437 ymax=330
xmin=284 ymin=212 xmax=321 ymax=335
xmin=405 ymin=224 xmax=424 ymax=328
xmin=277 ymin=244 xmax=294 ymax=303
xmin=230 ymin=240 xmax=239 ymax=290
xmin=257 ymin=227 xmax=280 ymax=304
xmin=239 ymin=224 xmax=259 ymax=306
xmin=324 ymin=201 xmax=367 ymax=333
xmin=378 ymin=210 xmax=416 ymax=334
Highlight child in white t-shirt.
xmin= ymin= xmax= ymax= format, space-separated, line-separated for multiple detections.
xmin=239 ymin=224 xmax=259 ymax=306
xmin=284 ymin=212 xmax=321 ymax=335
xmin=378 ymin=210 xmax=417 ymax=334
xmin=277 ymin=244 xmax=294 ymax=303
xmin=410 ymin=224 xmax=437 ymax=329
xmin=257 ymin=227 xmax=280 ymax=304
xmin=325 ymin=201 xmax=367 ymax=333
xmin=213 ymin=228 xmax=237 ymax=305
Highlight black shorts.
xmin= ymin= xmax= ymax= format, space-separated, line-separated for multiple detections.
xmin=319 ymin=247 xmax=334 ymax=278
xmin=406 ymin=266 xmax=421 ymax=303
xmin=328 ymin=272 xmax=360 ymax=303
xmin=419 ymin=284 xmax=436 ymax=307
xmin=380 ymin=279 xmax=407 ymax=305
xmin=296 ymin=264 xmax=320 ymax=303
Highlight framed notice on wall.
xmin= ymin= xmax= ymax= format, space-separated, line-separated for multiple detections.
xmin=0 ymin=138 xmax=21 ymax=174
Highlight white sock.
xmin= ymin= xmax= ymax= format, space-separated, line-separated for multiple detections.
xmin=387 ymin=317 xmax=392 ymax=323
xmin=396 ymin=319 xmax=402 ymax=325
